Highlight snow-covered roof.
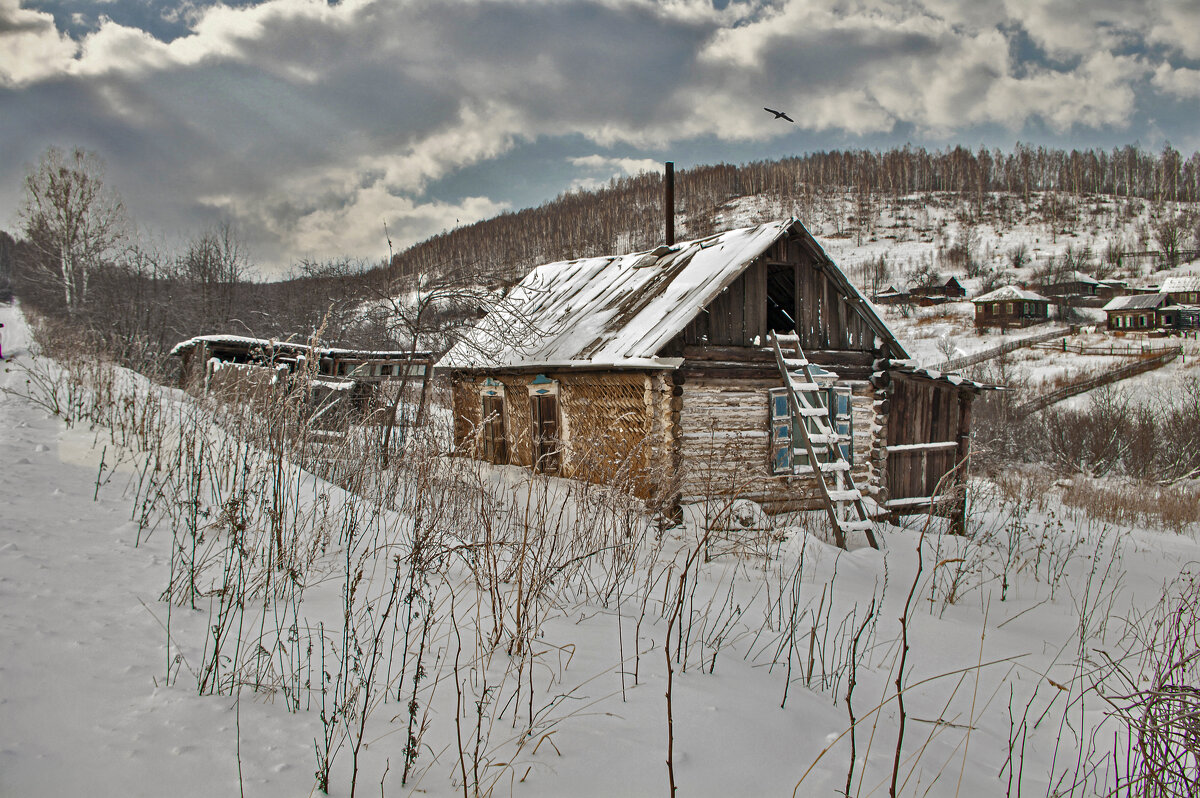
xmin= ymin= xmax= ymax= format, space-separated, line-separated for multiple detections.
xmin=439 ymin=219 xmax=906 ymax=371
xmin=1046 ymin=270 xmax=1099 ymax=285
xmin=1102 ymin=294 xmax=1171 ymax=312
xmin=170 ymin=334 xmax=428 ymax=361
xmin=973 ymin=285 xmax=1050 ymax=303
xmin=873 ymin=361 xmax=996 ymax=392
xmin=1160 ymin=275 xmax=1200 ymax=293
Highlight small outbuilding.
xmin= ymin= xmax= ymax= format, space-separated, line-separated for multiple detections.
xmin=171 ymin=335 xmax=432 ymax=425
xmin=438 ymin=219 xmax=986 ymax=540
xmin=972 ymin=286 xmax=1051 ymax=329
xmin=1096 ymin=279 xmax=1129 ymax=300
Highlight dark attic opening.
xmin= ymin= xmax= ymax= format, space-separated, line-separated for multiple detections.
xmin=767 ymin=262 xmax=796 ymax=334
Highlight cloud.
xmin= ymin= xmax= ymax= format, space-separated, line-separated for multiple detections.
xmin=1002 ymin=0 xmax=1149 ymax=60
xmin=1152 ymin=62 xmax=1200 ymax=98
xmin=567 ymin=154 xmax=661 ymax=189
xmin=1148 ymin=0 xmax=1200 ymax=59
xmin=0 ymin=0 xmax=77 ymax=85
xmin=0 ymin=0 xmax=1195 ymax=273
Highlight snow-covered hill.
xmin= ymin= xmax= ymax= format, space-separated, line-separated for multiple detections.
xmin=3 ymin=300 xmax=1199 ymax=797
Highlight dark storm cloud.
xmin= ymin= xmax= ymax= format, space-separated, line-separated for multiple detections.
xmin=1 ymin=0 xmax=1197 ymax=272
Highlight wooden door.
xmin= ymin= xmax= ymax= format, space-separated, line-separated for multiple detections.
xmin=531 ymin=394 xmax=560 ymax=474
xmin=481 ymin=395 xmax=507 ymax=464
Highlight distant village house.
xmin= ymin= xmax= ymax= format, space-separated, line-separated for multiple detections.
xmin=972 ymin=286 xmax=1051 ymax=330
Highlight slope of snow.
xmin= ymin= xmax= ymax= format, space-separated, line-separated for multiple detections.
xmin=3 ymin=288 xmax=1199 ymax=797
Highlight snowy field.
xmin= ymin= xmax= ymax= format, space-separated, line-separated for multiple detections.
xmin=3 ymin=297 xmax=1200 ymax=797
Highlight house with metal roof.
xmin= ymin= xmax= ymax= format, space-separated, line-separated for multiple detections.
xmin=1160 ymin=275 xmax=1200 ymax=305
xmin=972 ymin=285 xmax=1051 ymax=329
xmin=438 ymin=219 xmax=985 ymax=544
xmin=1102 ymin=294 xmax=1175 ymax=331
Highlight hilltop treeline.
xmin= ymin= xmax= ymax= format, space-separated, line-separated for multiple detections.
xmin=5 ymin=142 xmax=1199 ymax=370
xmin=385 ymin=142 xmax=1200 ymax=283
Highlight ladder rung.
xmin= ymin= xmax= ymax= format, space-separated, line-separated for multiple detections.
xmin=775 ymin=333 xmax=799 ymax=343
xmin=797 ymin=407 xmax=828 ymax=417
xmin=826 ymin=489 xmax=861 ymax=502
xmin=818 ymin=461 xmax=851 ymax=472
xmin=789 ymin=381 xmax=822 ymax=392
xmin=840 ymin=520 xmax=875 ymax=531
xmin=783 ymin=357 xmax=809 ymax=367
xmin=808 ymin=434 xmax=840 ymax=444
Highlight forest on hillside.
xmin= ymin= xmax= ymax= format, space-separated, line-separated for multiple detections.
xmin=4 ymin=142 xmax=1200 ymax=371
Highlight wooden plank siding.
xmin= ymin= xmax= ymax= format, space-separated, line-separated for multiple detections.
xmin=450 ymin=371 xmax=676 ymax=504
xmin=884 ymin=374 xmax=971 ymax=504
xmin=682 ymin=237 xmax=885 ymax=354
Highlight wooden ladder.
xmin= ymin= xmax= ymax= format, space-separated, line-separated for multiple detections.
xmin=771 ymin=333 xmax=880 ymax=550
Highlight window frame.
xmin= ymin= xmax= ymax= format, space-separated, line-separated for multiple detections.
xmin=768 ymin=386 xmax=853 ymax=475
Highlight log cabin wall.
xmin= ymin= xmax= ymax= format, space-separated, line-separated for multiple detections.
xmin=450 ymin=370 xmax=676 ymax=504
xmin=677 ymin=375 xmax=875 ymax=513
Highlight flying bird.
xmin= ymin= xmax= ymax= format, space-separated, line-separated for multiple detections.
xmin=764 ymin=107 xmax=795 ymax=123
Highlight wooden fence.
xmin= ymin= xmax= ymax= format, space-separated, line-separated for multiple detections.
xmin=1011 ymin=346 xmax=1183 ymax=417
xmin=1029 ymin=340 xmax=1180 ymax=357
xmin=938 ymin=327 xmax=1074 ymax=372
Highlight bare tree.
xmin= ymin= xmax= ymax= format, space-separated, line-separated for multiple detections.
xmin=863 ymin=254 xmax=890 ymax=298
xmin=17 ymin=147 xmax=127 ymax=314
xmin=1153 ymin=210 xmax=1191 ymax=270
xmin=179 ymin=222 xmax=250 ymax=326
xmin=1007 ymin=242 xmax=1030 ymax=273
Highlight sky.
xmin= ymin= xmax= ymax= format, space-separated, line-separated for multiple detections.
xmin=2 ymin=0 xmax=1199 ymax=277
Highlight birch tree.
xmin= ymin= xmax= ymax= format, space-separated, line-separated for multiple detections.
xmin=18 ymin=147 xmax=126 ymax=314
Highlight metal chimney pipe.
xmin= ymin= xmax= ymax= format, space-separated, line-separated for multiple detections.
xmin=665 ymin=161 xmax=675 ymax=246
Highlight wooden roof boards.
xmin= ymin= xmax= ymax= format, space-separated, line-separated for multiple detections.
xmin=440 ymin=219 xmax=908 ymax=371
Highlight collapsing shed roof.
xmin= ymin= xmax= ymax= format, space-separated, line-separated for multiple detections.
xmin=440 ymin=219 xmax=907 ymax=371
xmin=170 ymin=334 xmax=429 ymax=361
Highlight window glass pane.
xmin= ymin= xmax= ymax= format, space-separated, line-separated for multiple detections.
xmin=774 ymin=446 xmax=790 ymax=472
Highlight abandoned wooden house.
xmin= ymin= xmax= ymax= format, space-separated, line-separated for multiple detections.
xmin=972 ymin=286 xmax=1051 ymax=330
xmin=438 ymin=219 xmax=986 ymax=544
xmin=872 ymin=285 xmax=908 ymax=305
xmin=171 ymin=335 xmax=432 ymax=424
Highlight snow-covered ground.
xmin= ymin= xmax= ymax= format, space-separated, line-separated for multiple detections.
xmin=3 ymin=298 xmax=1200 ymax=797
